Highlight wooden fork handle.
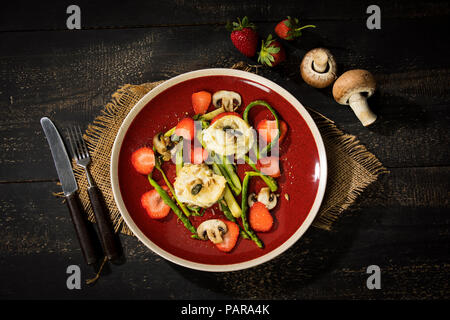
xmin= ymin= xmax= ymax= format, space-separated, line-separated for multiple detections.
xmin=65 ymin=192 xmax=99 ymax=265
xmin=87 ymin=185 xmax=121 ymax=261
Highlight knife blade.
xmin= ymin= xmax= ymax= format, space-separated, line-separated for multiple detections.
xmin=41 ymin=117 xmax=99 ymax=265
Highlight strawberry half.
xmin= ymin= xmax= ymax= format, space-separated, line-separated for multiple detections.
xmin=258 ymin=34 xmax=286 ymax=67
xmin=141 ymin=186 xmax=171 ymax=219
xmin=226 ymin=16 xmax=258 ymax=58
xmin=192 ymin=91 xmax=211 ymax=115
xmin=190 ymin=146 xmax=208 ymax=164
xmin=257 ymin=119 xmax=288 ymax=144
xmin=256 ymin=156 xmax=281 ymax=178
xmin=175 ymin=118 xmax=195 ymax=141
xmin=216 ymin=220 xmax=240 ymax=252
xmin=249 ymin=202 xmax=274 ymax=232
xmin=275 ymin=16 xmax=316 ymax=41
xmin=131 ymin=147 xmax=155 ymax=175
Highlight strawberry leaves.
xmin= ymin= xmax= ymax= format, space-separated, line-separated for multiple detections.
xmin=257 ymin=34 xmax=285 ymax=67
xmin=226 ymin=16 xmax=256 ymax=32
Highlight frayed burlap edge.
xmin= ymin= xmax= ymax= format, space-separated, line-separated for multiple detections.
xmin=54 ymin=63 xmax=387 ymax=235
xmin=307 ymin=109 xmax=388 ymax=230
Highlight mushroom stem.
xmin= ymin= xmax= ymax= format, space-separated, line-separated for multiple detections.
xmin=348 ymin=93 xmax=377 ymax=126
xmin=312 ymin=50 xmax=328 ymax=73
xmin=300 ymin=48 xmax=337 ymax=88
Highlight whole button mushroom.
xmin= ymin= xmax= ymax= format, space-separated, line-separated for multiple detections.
xmin=332 ymin=69 xmax=377 ymax=126
xmin=300 ymin=48 xmax=337 ymax=88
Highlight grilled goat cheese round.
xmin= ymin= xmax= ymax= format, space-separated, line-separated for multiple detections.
xmin=174 ymin=164 xmax=226 ymax=208
xmin=202 ymin=115 xmax=255 ymax=158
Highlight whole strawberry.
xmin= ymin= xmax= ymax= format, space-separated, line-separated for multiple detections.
xmin=258 ymin=34 xmax=286 ymax=67
xmin=226 ymin=16 xmax=258 ymax=57
xmin=275 ymin=16 xmax=316 ymax=40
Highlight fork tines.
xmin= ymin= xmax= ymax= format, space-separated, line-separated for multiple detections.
xmin=66 ymin=126 xmax=89 ymax=161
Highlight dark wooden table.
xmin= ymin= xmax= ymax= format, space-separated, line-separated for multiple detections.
xmin=1 ymin=0 xmax=449 ymax=300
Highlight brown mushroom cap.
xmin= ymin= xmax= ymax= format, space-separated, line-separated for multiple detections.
xmin=332 ymin=69 xmax=376 ymax=105
xmin=300 ymin=48 xmax=337 ymax=88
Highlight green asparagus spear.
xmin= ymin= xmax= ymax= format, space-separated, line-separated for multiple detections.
xmin=196 ymin=107 xmax=225 ymax=121
xmin=153 ymin=154 xmax=192 ymax=217
xmin=222 ymin=155 xmax=242 ymax=195
xmin=243 ymin=100 xmax=280 ymax=159
xmin=241 ymin=173 xmax=264 ymax=248
xmin=211 ymin=163 xmax=242 ymax=218
xmin=219 ymin=199 xmax=250 ymax=239
xmin=164 ymin=126 xmax=176 ymax=137
xmin=201 ymin=131 xmax=241 ymax=196
xmin=243 ymin=155 xmax=278 ymax=192
xmin=175 ymin=143 xmax=183 ymax=175
xmin=223 ymin=185 xmax=242 ymax=218
xmin=215 ymin=160 xmax=241 ymax=195
xmin=147 ymin=175 xmax=197 ymax=235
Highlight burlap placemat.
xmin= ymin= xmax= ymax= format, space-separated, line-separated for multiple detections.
xmin=65 ymin=64 xmax=387 ymax=236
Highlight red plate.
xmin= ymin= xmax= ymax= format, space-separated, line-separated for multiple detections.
xmin=111 ymin=69 xmax=327 ymax=272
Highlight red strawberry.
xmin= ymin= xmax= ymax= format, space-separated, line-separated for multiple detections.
xmin=131 ymin=147 xmax=155 ymax=175
xmin=141 ymin=186 xmax=171 ymax=219
xmin=275 ymin=16 xmax=316 ymax=41
xmin=175 ymin=118 xmax=195 ymax=141
xmin=257 ymin=119 xmax=288 ymax=144
xmin=256 ymin=156 xmax=281 ymax=178
xmin=258 ymin=34 xmax=286 ymax=67
xmin=216 ymin=220 xmax=240 ymax=252
xmin=226 ymin=16 xmax=258 ymax=57
xmin=192 ymin=91 xmax=211 ymax=115
xmin=191 ymin=146 xmax=208 ymax=164
xmin=210 ymin=112 xmax=242 ymax=124
xmin=249 ymin=202 xmax=273 ymax=232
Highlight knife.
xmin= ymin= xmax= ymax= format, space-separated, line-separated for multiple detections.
xmin=41 ymin=117 xmax=99 ymax=265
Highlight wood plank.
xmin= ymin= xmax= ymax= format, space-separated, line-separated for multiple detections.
xmin=325 ymin=106 xmax=450 ymax=169
xmin=0 ymin=19 xmax=449 ymax=181
xmin=0 ymin=166 xmax=448 ymax=298
xmin=2 ymin=19 xmax=448 ymax=109
xmin=1 ymin=0 xmax=449 ymax=31
xmin=350 ymin=166 xmax=449 ymax=209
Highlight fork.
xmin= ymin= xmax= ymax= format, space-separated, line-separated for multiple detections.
xmin=67 ymin=126 xmax=121 ymax=261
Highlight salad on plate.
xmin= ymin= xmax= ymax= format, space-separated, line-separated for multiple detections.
xmin=130 ymin=89 xmax=288 ymax=253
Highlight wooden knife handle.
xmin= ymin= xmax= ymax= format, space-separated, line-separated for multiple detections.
xmin=65 ymin=192 xmax=99 ymax=265
xmin=88 ymin=185 xmax=121 ymax=261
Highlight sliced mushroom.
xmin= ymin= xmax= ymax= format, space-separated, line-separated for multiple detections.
xmin=300 ymin=48 xmax=337 ymax=88
xmin=247 ymin=188 xmax=277 ymax=210
xmin=257 ymin=187 xmax=277 ymax=210
xmin=332 ymin=69 xmax=377 ymax=126
xmin=212 ymin=90 xmax=242 ymax=112
xmin=197 ymin=219 xmax=228 ymax=244
xmin=153 ymin=132 xmax=173 ymax=161
xmin=248 ymin=192 xmax=258 ymax=207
